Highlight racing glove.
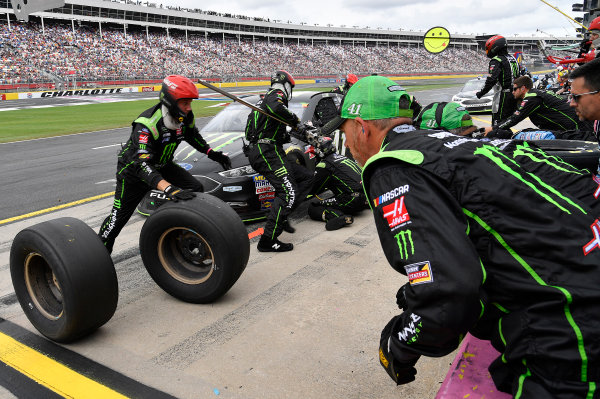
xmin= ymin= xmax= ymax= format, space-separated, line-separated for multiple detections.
xmin=379 ymin=315 xmax=419 ymax=385
xmin=164 ymin=185 xmax=196 ymax=202
xmin=396 ymin=283 xmax=409 ymax=311
xmin=207 ymin=149 xmax=232 ymax=170
xmin=290 ymin=123 xmax=309 ymax=141
xmin=475 ymin=91 xmax=483 ymax=99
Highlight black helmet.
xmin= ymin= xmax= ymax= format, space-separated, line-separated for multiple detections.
xmin=485 ymin=35 xmax=507 ymax=58
xmin=271 ymin=70 xmax=295 ymax=100
xmin=159 ymin=75 xmax=199 ymax=123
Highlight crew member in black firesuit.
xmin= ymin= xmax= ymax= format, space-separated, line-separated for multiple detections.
xmin=483 ymin=75 xmax=593 ymax=137
xmin=330 ymin=76 xmax=600 ymax=398
xmin=245 ymin=70 xmax=313 ymax=252
xmin=304 ymin=136 xmax=367 ymax=230
xmin=476 ymin=35 xmax=520 ymax=125
xmin=331 ymin=73 xmax=358 ymax=95
xmin=98 ymin=75 xmax=231 ymax=254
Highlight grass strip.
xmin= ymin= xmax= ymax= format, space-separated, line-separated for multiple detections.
xmin=0 ymin=99 xmax=229 ymax=143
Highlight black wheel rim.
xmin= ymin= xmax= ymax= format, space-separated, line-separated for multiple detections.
xmin=157 ymin=227 xmax=215 ymax=284
xmin=24 ymin=252 xmax=63 ymax=320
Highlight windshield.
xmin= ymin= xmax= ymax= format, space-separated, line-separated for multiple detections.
xmin=462 ymin=80 xmax=484 ymax=92
xmin=201 ymin=101 xmax=307 ymax=133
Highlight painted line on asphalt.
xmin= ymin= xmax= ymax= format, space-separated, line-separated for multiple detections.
xmin=472 ymin=116 xmax=491 ymax=125
xmin=92 ymin=143 xmax=122 ymax=150
xmin=0 ymin=318 xmax=178 ymax=398
xmin=0 ymin=332 xmax=128 ymax=398
xmin=0 ymin=192 xmax=114 ymax=225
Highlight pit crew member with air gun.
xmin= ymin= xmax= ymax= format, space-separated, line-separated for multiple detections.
xmin=244 ymin=70 xmax=314 ymax=252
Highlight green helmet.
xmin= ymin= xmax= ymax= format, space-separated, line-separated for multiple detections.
xmin=414 ymin=102 xmax=473 ymax=131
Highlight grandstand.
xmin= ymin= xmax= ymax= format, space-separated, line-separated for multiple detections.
xmin=0 ymin=0 xmax=579 ymax=91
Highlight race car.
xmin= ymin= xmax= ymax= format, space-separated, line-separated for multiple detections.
xmin=451 ymin=77 xmax=496 ymax=113
xmin=137 ymin=91 xmax=345 ymax=222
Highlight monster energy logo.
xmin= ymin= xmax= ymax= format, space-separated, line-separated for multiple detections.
xmin=395 ymin=229 xmax=414 ymax=260
xmin=159 ymin=142 xmax=177 ymax=164
xmin=274 ymin=166 xmax=287 ymax=177
xmin=113 ymin=199 xmax=121 ymax=209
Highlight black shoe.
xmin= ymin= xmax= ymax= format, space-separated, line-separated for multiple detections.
xmin=325 ymin=215 xmax=354 ymax=231
xmin=257 ymin=237 xmax=294 ymax=252
xmin=282 ymin=220 xmax=296 ymax=233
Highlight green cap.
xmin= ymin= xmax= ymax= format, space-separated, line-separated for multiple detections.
xmin=414 ymin=102 xmax=473 ymax=130
xmin=341 ymin=76 xmax=414 ymax=120
xmin=321 ymin=76 xmax=413 ymax=135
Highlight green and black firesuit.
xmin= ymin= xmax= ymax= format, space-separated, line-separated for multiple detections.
xmin=476 ymin=53 xmax=520 ymax=124
xmin=494 ymin=88 xmax=593 ymax=132
xmin=245 ymin=88 xmax=313 ymax=242
xmin=364 ymin=126 xmax=600 ymax=397
xmin=308 ymin=152 xmax=367 ymax=224
xmin=99 ymin=104 xmax=209 ymax=253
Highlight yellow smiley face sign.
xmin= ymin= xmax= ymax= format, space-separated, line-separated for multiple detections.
xmin=423 ymin=26 xmax=451 ymax=54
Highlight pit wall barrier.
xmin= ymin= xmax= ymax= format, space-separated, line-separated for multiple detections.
xmin=0 ymin=71 xmax=556 ymax=101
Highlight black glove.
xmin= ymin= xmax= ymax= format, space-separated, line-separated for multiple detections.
xmin=291 ymin=123 xmax=309 ymax=141
xmin=207 ymin=150 xmax=232 ymax=170
xmin=396 ymin=283 xmax=409 ymax=311
xmin=164 ymin=185 xmax=196 ymax=202
xmin=475 ymin=91 xmax=483 ymax=99
xmin=379 ymin=316 xmax=419 ymax=385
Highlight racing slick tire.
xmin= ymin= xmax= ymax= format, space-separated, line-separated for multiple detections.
xmin=10 ymin=217 xmax=118 ymax=343
xmin=139 ymin=193 xmax=250 ymax=304
xmin=532 ymin=139 xmax=600 ymax=171
xmin=286 ymin=146 xmax=307 ymax=167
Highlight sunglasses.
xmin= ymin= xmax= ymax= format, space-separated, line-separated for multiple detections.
xmin=512 ymin=86 xmax=521 ymax=92
xmin=568 ymin=90 xmax=600 ymax=103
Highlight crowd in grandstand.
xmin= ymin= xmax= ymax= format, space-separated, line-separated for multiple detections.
xmin=0 ymin=20 xmax=490 ymax=87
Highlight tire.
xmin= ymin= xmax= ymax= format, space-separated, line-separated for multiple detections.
xmin=139 ymin=193 xmax=250 ymax=303
xmin=286 ymin=146 xmax=307 ymax=167
xmin=10 ymin=217 xmax=118 ymax=343
xmin=531 ymin=140 xmax=600 ymax=171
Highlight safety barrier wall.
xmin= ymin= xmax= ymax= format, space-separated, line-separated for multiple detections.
xmin=0 ymin=71 xmax=554 ymax=101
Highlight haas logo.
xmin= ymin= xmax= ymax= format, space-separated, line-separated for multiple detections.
xmin=382 ymin=197 xmax=410 ymax=229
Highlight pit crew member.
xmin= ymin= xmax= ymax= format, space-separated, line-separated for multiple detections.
xmin=336 ymin=76 xmax=600 ymax=398
xmin=98 ymin=75 xmax=231 ymax=254
xmin=476 ymin=35 xmax=520 ymax=124
xmin=244 ymin=70 xmax=313 ymax=252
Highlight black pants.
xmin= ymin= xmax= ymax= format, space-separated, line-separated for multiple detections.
xmin=247 ymin=143 xmax=313 ymax=241
xmin=308 ymin=193 xmax=367 ymax=222
xmin=98 ymin=162 xmax=202 ymax=253
xmin=493 ymin=90 xmax=517 ymax=125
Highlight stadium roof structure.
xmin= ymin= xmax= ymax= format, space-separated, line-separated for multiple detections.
xmin=0 ymin=0 xmax=578 ymax=49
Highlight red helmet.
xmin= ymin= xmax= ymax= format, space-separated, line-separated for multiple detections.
xmin=485 ymin=35 xmax=507 ymax=58
xmin=589 ymin=16 xmax=600 ymax=33
xmin=271 ymin=70 xmax=295 ymax=100
xmin=160 ymin=75 xmax=199 ymax=122
xmin=346 ymin=73 xmax=358 ymax=86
